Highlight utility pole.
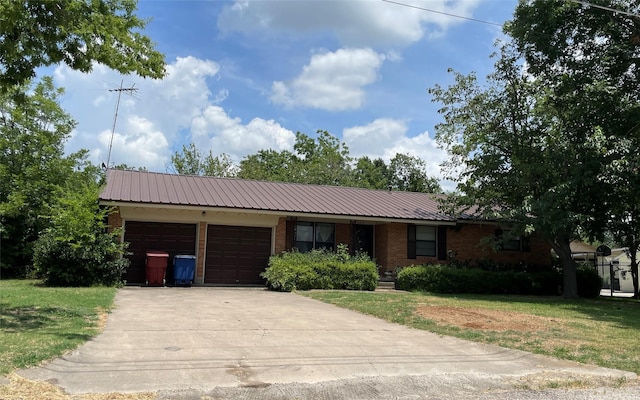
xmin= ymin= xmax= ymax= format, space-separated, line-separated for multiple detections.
xmin=105 ymin=80 xmax=138 ymax=169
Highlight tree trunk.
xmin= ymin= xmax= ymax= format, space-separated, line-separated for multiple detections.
xmin=550 ymin=237 xmax=578 ymax=298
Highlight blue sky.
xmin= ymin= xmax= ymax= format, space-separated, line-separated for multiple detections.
xmin=50 ymin=0 xmax=517 ymax=189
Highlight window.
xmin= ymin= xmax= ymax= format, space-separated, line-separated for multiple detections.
xmin=294 ymin=222 xmax=335 ymax=252
xmin=408 ymin=225 xmax=436 ymax=258
xmin=495 ymin=229 xmax=530 ymax=252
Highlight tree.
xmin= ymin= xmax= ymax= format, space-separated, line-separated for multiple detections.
xmin=0 ymin=0 xmax=165 ymax=91
xmin=33 ymin=169 xmax=129 ymax=286
xmin=506 ymin=0 xmax=640 ymax=295
xmin=293 ymin=130 xmax=353 ymax=186
xmin=0 ymin=77 xmax=84 ymax=277
xmin=389 ymin=153 xmax=442 ymax=193
xmin=506 ymin=0 xmax=640 ymax=298
xmin=237 ymin=149 xmax=301 ymax=182
xmin=352 ymin=156 xmax=389 ymax=190
xmin=429 ymin=43 xmax=608 ymax=298
xmin=238 ymin=130 xmax=353 ymax=186
xmin=169 ymin=143 xmax=237 ymax=177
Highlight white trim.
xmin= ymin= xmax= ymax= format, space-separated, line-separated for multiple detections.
xmin=100 ymin=201 xmax=457 ymax=226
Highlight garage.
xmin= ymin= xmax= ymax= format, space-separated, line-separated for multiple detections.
xmin=205 ymin=225 xmax=272 ymax=284
xmin=123 ymin=221 xmax=197 ymax=284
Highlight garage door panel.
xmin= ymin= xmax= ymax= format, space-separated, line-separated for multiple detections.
xmin=123 ymin=222 xmax=197 ymax=284
xmin=205 ymin=225 xmax=271 ymax=284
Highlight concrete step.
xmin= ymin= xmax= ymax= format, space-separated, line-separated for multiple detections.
xmin=376 ymin=281 xmax=395 ymax=291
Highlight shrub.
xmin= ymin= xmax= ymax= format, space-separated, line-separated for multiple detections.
xmin=261 ymin=247 xmax=378 ymax=292
xmin=396 ymin=264 xmax=562 ymax=295
xmin=576 ymin=266 xmax=602 ymax=298
xmin=33 ymin=182 xmax=129 ymax=287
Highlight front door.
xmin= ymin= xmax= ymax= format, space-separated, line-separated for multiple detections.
xmin=353 ymin=225 xmax=374 ymax=258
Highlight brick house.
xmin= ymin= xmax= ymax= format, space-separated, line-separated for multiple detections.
xmin=100 ymin=169 xmax=551 ymax=285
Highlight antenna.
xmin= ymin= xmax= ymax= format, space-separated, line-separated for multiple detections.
xmin=105 ymin=79 xmax=138 ymax=169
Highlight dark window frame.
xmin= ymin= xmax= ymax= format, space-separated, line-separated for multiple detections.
xmin=408 ymin=225 xmax=437 ymax=258
xmin=495 ymin=228 xmax=530 ymax=252
xmin=294 ymin=221 xmax=336 ymax=252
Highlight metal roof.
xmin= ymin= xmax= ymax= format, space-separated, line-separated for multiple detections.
xmin=100 ymin=169 xmax=455 ymax=222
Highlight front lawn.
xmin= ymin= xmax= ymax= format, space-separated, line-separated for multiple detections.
xmin=0 ymin=280 xmax=116 ymax=375
xmin=302 ymin=290 xmax=640 ymax=375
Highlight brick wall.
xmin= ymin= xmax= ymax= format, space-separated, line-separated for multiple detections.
xmin=447 ymin=224 xmax=550 ymax=267
xmin=274 ymin=217 xmax=287 ymax=254
xmin=377 ymin=223 xmax=439 ymax=272
xmin=106 ymin=208 xmax=123 ymax=232
xmin=196 ymin=222 xmax=206 ymax=280
xmin=335 ymin=223 xmax=351 ymax=249
xmin=378 ymin=222 xmax=551 ymax=271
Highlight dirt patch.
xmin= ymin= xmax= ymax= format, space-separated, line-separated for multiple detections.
xmin=0 ymin=374 xmax=156 ymax=400
xmin=415 ymin=305 xmax=557 ymax=332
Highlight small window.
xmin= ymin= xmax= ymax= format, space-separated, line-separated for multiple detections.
xmin=495 ymin=229 xmax=525 ymax=251
xmin=416 ymin=226 xmax=437 ymax=256
xmin=408 ymin=225 xmax=436 ymax=258
xmin=294 ymin=222 xmax=335 ymax=252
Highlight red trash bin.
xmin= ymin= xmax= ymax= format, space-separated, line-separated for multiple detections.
xmin=146 ymin=251 xmax=169 ymax=286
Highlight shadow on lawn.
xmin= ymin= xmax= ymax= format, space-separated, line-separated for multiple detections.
xmin=0 ymin=303 xmax=87 ymax=332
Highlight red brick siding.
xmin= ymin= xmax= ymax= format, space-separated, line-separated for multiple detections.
xmin=106 ymin=208 xmax=123 ymax=233
xmin=275 ymin=217 xmax=287 ymax=254
xmin=378 ymin=222 xmax=551 ymax=271
xmin=196 ymin=222 xmax=206 ymax=279
xmin=447 ymin=224 xmax=550 ymax=267
xmin=335 ymin=223 xmax=351 ymax=249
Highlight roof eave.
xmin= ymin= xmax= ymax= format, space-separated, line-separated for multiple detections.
xmin=99 ymin=200 xmax=457 ymax=225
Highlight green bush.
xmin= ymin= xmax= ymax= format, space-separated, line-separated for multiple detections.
xmin=33 ymin=181 xmax=129 ymax=287
xmin=262 ymin=247 xmax=378 ymax=292
xmin=576 ymin=266 xmax=602 ymax=298
xmin=33 ymin=230 xmax=128 ymax=286
xmin=396 ymin=264 xmax=562 ymax=295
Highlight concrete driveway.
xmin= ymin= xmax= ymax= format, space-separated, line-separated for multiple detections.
xmin=19 ymin=287 xmax=635 ymax=397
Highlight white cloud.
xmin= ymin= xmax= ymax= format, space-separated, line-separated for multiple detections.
xmin=343 ymin=118 xmax=454 ymax=190
xmin=218 ymin=0 xmax=482 ymax=48
xmin=343 ymin=118 xmax=408 ymax=158
xmin=98 ymin=116 xmax=170 ymax=168
xmin=191 ymin=105 xmax=295 ymax=159
xmin=52 ymin=56 xmax=294 ymax=170
xmin=270 ymin=48 xmax=386 ymax=111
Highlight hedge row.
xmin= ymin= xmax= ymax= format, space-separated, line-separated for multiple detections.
xmin=261 ymin=248 xmax=378 ymax=292
xmin=396 ymin=264 xmax=602 ymax=298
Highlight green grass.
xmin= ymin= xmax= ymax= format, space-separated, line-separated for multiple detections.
xmin=0 ymin=279 xmax=116 ymax=374
xmin=302 ymin=290 xmax=640 ymax=375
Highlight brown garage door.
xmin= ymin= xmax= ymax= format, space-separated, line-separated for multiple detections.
xmin=205 ymin=225 xmax=271 ymax=284
xmin=123 ymin=221 xmax=197 ymax=284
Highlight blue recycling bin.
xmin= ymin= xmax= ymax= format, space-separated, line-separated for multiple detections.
xmin=173 ymin=255 xmax=196 ymax=286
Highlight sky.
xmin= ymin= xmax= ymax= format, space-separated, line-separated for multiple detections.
xmin=47 ymin=0 xmax=518 ymax=190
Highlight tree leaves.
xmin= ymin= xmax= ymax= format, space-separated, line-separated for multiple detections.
xmin=0 ymin=0 xmax=165 ymax=91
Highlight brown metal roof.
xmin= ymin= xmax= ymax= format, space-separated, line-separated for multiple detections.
xmin=99 ymin=169 xmax=455 ymax=222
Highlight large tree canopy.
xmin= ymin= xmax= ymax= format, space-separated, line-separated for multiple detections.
xmin=0 ymin=0 xmax=165 ymax=90
xmin=431 ymin=0 xmax=640 ymax=297
xmin=0 ymin=77 xmax=88 ymax=276
xmin=508 ymin=0 xmax=640 ymax=298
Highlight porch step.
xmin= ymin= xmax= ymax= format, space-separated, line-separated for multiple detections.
xmin=376 ymin=280 xmax=396 ymax=291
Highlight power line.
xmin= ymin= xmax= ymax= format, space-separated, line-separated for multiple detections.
xmin=380 ymin=0 xmax=503 ymax=27
xmin=568 ymin=0 xmax=640 ymax=19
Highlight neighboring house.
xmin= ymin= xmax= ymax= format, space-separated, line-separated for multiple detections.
xmin=597 ymin=248 xmax=637 ymax=292
xmin=570 ymin=241 xmax=597 ymax=264
xmin=99 ymin=170 xmax=551 ymax=285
